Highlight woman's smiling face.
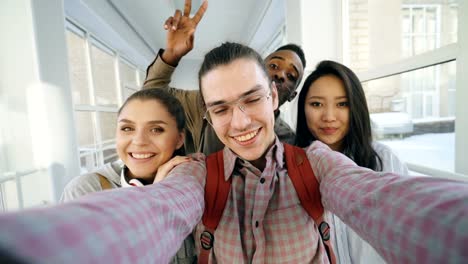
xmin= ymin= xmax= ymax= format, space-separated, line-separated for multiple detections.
xmin=304 ymin=75 xmax=350 ymax=151
xmin=116 ymin=99 xmax=184 ymax=181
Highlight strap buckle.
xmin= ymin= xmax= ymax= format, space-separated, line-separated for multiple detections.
xmin=200 ymin=231 xmax=214 ymax=250
xmin=318 ymin=221 xmax=330 ymax=241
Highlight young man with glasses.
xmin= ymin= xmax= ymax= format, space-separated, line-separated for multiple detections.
xmin=1 ymin=42 xmax=467 ymax=264
xmin=143 ymin=0 xmax=304 ymax=155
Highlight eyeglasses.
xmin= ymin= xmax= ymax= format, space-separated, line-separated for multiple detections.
xmin=204 ymin=90 xmax=271 ymax=127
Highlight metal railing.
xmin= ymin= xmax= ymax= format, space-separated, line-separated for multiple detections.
xmin=407 ymin=162 xmax=468 ymax=182
xmin=0 ymin=168 xmax=47 ymax=211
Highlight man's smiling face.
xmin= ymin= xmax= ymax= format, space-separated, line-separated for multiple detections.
xmin=201 ymin=58 xmax=279 ymax=164
xmin=264 ymin=49 xmax=304 ymax=106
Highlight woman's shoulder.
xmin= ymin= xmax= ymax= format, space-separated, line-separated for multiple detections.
xmin=371 ymin=141 xmax=393 ymax=154
xmin=60 ymin=161 xmax=122 ymax=202
xmin=371 ymin=141 xmax=409 ymax=174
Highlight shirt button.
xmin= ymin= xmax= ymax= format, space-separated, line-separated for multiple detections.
xmin=260 ymin=178 xmax=265 ymax=184
xmin=255 ymin=221 xmax=259 ymax=228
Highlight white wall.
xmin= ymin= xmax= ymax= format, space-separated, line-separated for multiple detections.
xmin=281 ymin=0 xmax=342 ymax=130
xmin=1 ymin=0 xmax=81 ymax=204
xmin=300 ymin=0 xmax=343 ymax=71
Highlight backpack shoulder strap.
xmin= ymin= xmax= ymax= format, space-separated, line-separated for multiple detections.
xmin=97 ymin=174 xmax=112 ymax=190
xmin=199 ymin=150 xmax=232 ymax=264
xmin=283 ymin=143 xmax=337 ymax=264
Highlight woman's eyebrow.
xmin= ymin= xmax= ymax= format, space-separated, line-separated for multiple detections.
xmin=118 ymin=118 xmax=134 ymax=124
xmin=147 ymin=120 xmax=167 ymax=125
xmin=118 ymin=119 xmax=167 ymax=125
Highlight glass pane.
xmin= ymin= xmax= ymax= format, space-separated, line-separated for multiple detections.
xmin=427 ymin=35 xmax=436 ymax=50
xmin=119 ymin=60 xmax=138 ymax=89
xmin=98 ymin=112 xmax=117 ymax=142
xmin=346 ymin=0 xmax=458 ymax=71
xmin=0 ymin=110 xmax=34 ymax=173
xmin=449 ymin=6 xmax=458 ymax=43
xmin=21 ymin=170 xmax=52 ymax=208
xmin=91 ymin=44 xmax=118 ymax=107
xmin=411 ymin=93 xmax=423 ymax=118
xmin=413 ymin=35 xmax=426 ymax=54
xmin=402 ymin=36 xmax=411 ymax=57
xmin=75 ymin=111 xmax=96 ymax=147
xmin=367 ymin=61 xmax=456 ymax=172
xmin=426 ymin=7 xmax=437 ymax=34
xmin=103 ymin=149 xmax=118 ymax=164
xmin=402 ymin=9 xmax=411 ymax=34
xmin=1 ymin=180 xmax=19 ymax=211
xmin=123 ymin=87 xmax=138 ymax=102
xmin=412 ymin=8 xmax=425 ymax=34
xmin=79 ymin=153 xmax=97 ymax=174
xmin=66 ymin=30 xmax=91 ymax=105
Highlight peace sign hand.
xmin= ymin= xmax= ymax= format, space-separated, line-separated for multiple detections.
xmin=162 ymin=0 xmax=208 ymax=65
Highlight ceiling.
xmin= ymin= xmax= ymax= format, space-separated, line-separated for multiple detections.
xmin=66 ymin=0 xmax=286 ymax=66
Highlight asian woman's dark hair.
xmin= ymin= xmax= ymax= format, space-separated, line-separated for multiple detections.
xmin=295 ymin=60 xmax=382 ymax=171
xmin=118 ymin=88 xmax=186 ymax=156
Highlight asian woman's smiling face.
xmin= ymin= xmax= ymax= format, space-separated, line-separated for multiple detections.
xmin=116 ymin=99 xmax=184 ymax=181
xmin=304 ymin=75 xmax=350 ymax=151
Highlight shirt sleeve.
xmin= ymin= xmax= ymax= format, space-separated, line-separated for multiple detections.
xmin=141 ymin=49 xmax=205 ymax=153
xmin=0 ymin=158 xmax=206 ymax=264
xmin=306 ymin=141 xmax=468 ymax=263
xmin=143 ymin=49 xmax=176 ymax=89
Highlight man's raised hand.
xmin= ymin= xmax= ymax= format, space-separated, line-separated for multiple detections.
xmin=162 ymin=0 xmax=208 ymax=65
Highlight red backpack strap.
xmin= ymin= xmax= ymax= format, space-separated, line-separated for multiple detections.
xmin=283 ymin=143 xmax=337 ymax=264
xmin=199 ymin=150 xmax=232 ymax=264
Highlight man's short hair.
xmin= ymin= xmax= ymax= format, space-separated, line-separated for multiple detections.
xmin=198 ymin=42 xmax=270 ymax=103
xmin=275 ymin=44 xmax=306 ymax=69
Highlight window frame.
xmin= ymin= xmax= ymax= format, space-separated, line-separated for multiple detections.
xmin=65 ymin=18 xmax=143 ymax=174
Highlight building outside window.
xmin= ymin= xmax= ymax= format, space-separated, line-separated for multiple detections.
xmin=344 ymin=0 xmax=458 ymax=173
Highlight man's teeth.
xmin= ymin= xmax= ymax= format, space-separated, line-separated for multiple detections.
xmin=234 ymin=130 xmax=259 ymax=142
xmin=131 ymin=153 xmax=155 ymax=159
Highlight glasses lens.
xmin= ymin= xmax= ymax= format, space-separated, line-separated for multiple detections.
xmin=205 ymin=91 xmax=270 ymax=127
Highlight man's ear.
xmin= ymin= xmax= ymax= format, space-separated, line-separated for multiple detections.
xmin=176 ymin=132 xmax=185 ymax=150
xmin=287 ymin=91 xmax=298 ymax=102
xmin=271 ymin=82 xmax=279 ymax=111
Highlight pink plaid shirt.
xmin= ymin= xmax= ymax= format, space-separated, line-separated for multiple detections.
xmin=0 ymin=139 xmax=467 ymax=263
xmin=192 ymin=139 xmax=329 ymax=263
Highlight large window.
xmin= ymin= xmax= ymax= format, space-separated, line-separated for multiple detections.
xmin=0 ymin=7 xmax=146 ymax=212
xmin=344 ymin=0 xmax=460 ymax=175
xmin=364 ymin=61 xmax=456 ymax=172
xmin=66 ymin=20 xmax=144 ymax=174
